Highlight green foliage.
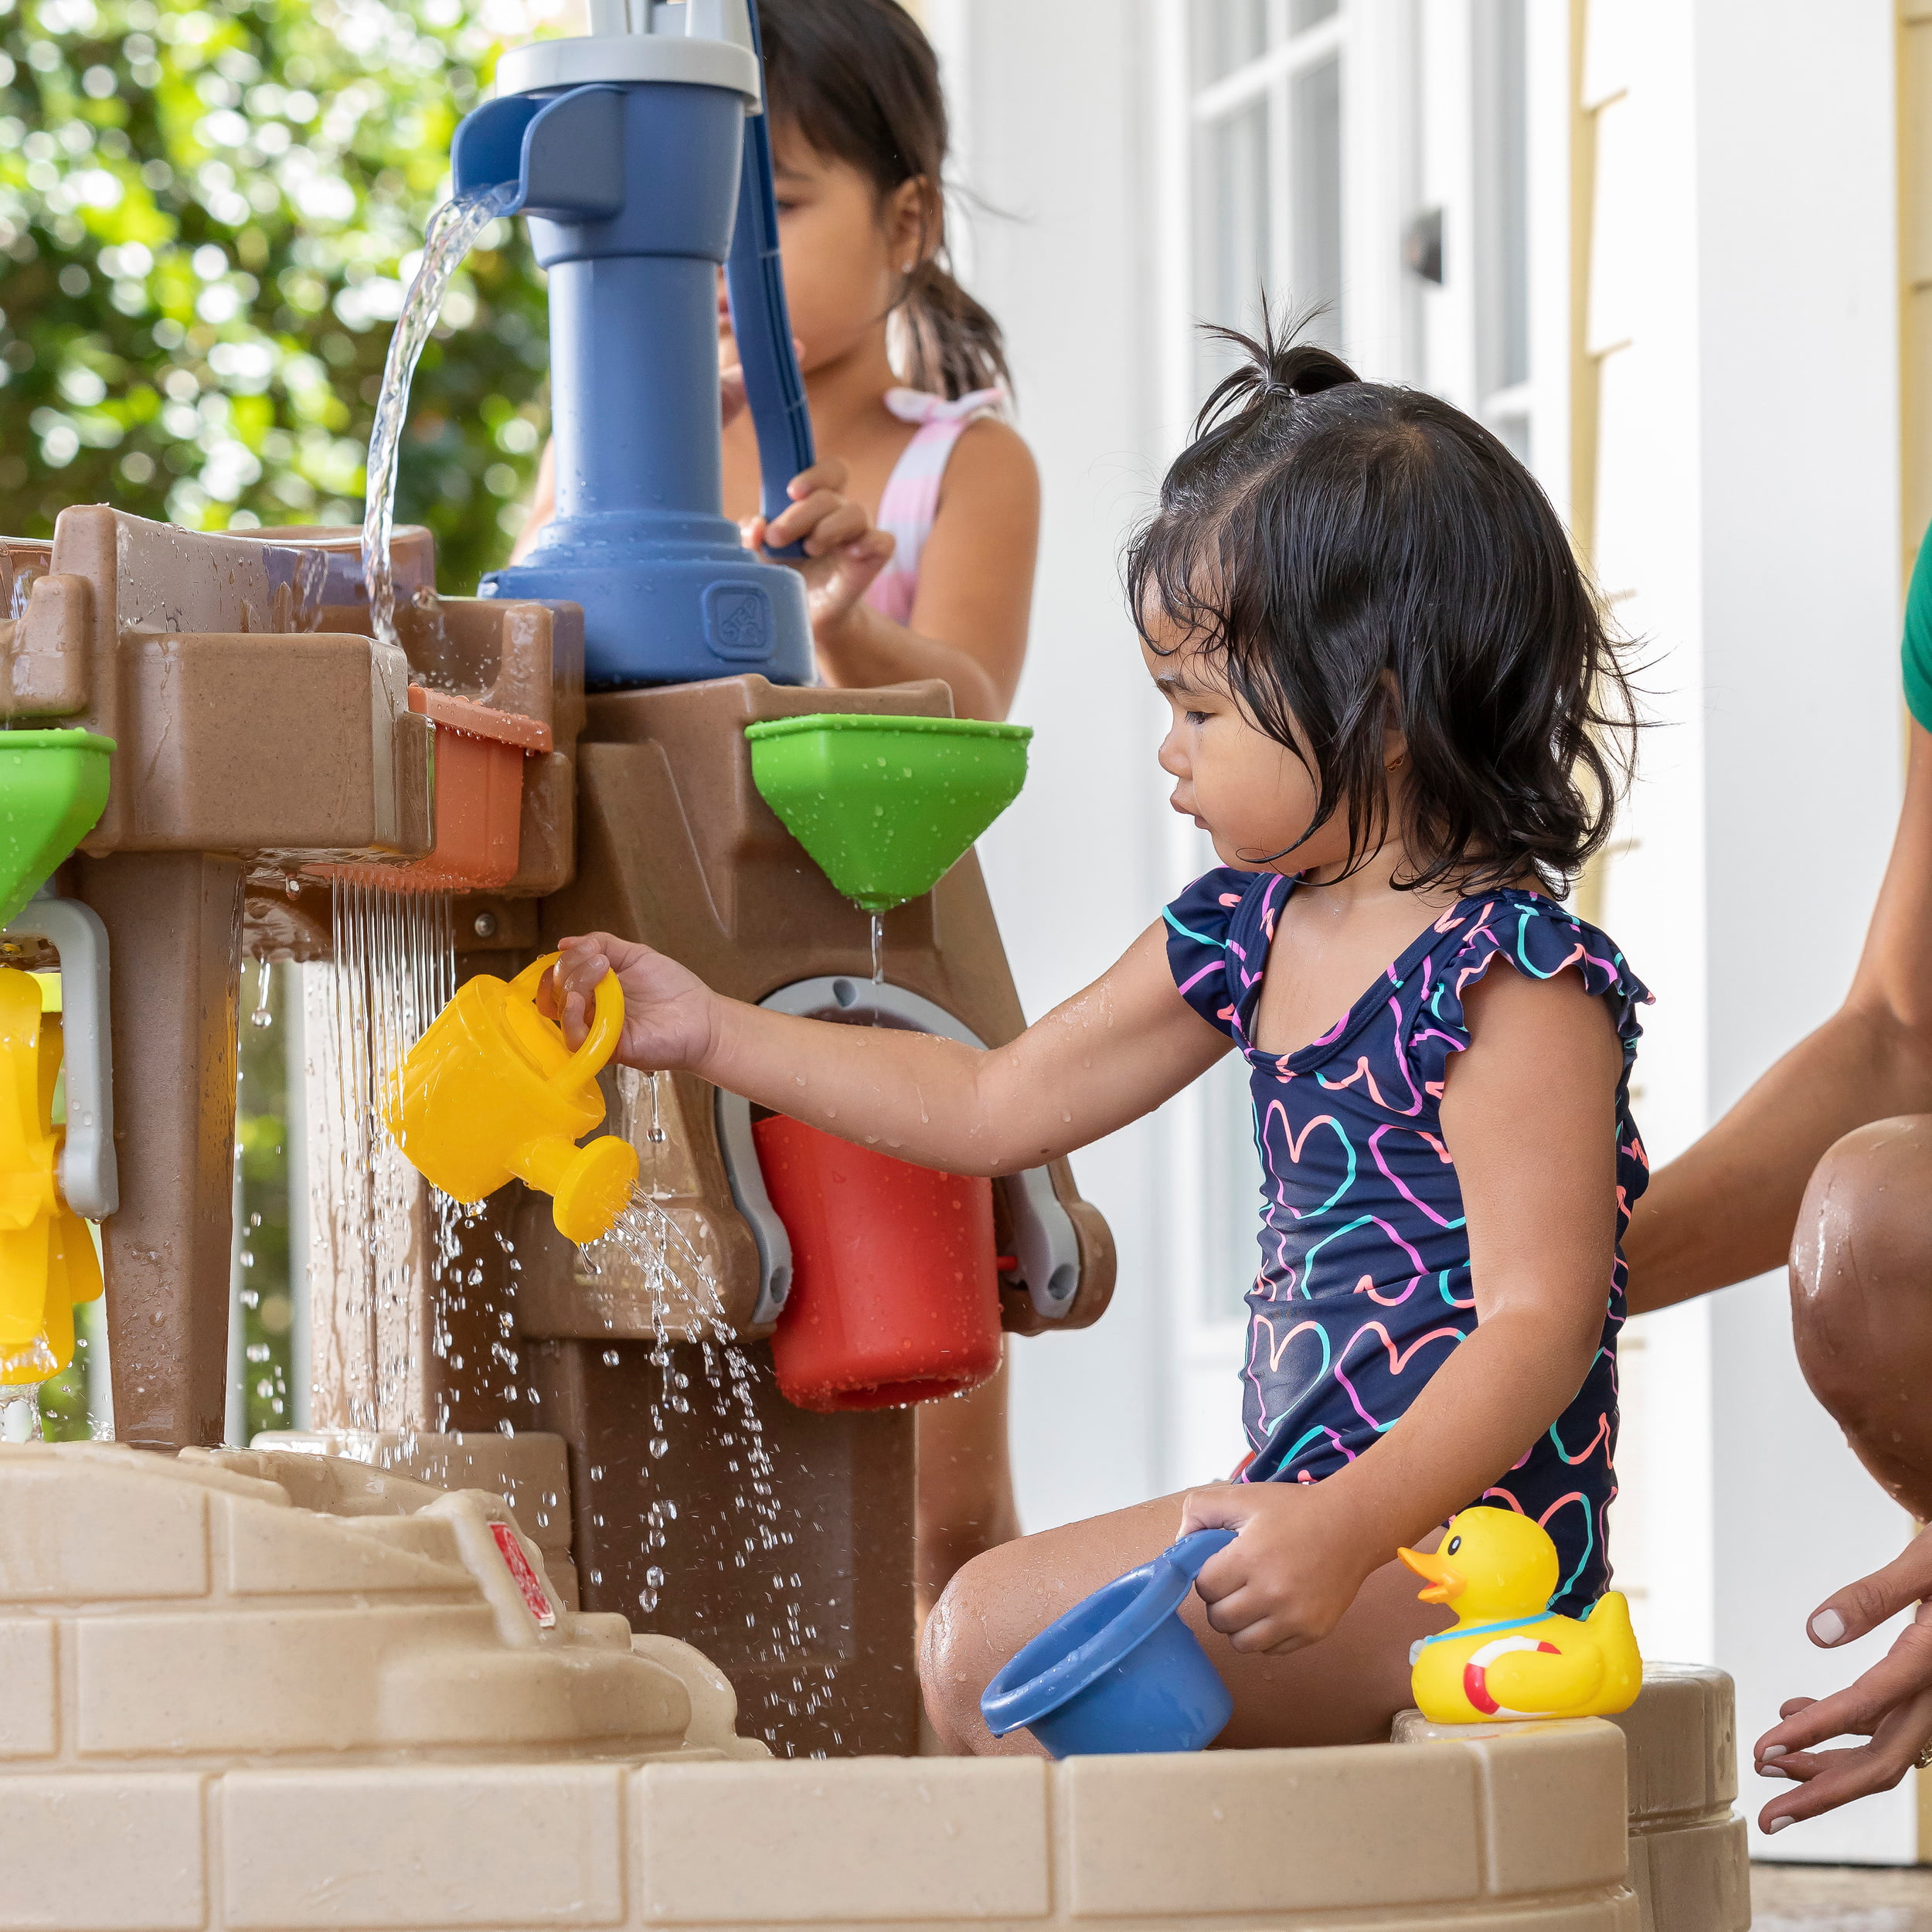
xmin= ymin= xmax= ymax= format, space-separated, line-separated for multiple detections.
xmin=0 ymin=0 xmax=549 ymax=594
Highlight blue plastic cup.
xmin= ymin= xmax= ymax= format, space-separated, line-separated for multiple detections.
xmin=978 ymin=1528 xmax=1236 ymax=1757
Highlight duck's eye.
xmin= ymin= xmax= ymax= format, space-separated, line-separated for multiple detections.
xmin=1446 ymin=1536 xmax=1461 ymax=1555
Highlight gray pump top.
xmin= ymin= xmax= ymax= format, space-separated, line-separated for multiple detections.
xmin=493 ymin=0 xmax=763 ymax=105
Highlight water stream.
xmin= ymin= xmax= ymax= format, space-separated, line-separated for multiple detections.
xmin=360 ymin=182 xmax=517 ymax=652
xmin=305 ymin=884 xmax=459 ymax=1440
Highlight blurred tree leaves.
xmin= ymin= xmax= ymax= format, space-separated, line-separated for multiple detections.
xmin=0 ymin=0 xmax=550 ymax=592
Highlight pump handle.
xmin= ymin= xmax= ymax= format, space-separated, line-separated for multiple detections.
xmin=509 ymin=951 xmax=627 ymax=1095
xmin=723 ymin=0 xmax=814 ymax=563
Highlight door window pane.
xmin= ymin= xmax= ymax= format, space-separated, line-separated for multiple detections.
xmin=1290 ymin=0 xmax=1339 ymax=29
xmin=1291 ymin=54 xmax=1344 ymax=352
xmin=1474 ymin=0 xmax=1529 ymax=396
xmin=1194 ymin=97 xmax=1272 ymax=393
xmin=1192 ymin=0 xmax=1270 ymax=86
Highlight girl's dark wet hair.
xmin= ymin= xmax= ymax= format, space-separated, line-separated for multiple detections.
xmin=758 ymin=0 xmax=1009 ymax=401
xmin=1128 ymin=318 xmax=1636 ymax=896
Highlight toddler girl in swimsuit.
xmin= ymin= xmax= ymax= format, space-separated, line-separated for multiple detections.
xmin=543 ymin=323 xmax=1648 ymax=1754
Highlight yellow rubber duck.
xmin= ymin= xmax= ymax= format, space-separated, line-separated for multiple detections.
xmin=1396 ymin=1505 xmax=1641 ymax=1723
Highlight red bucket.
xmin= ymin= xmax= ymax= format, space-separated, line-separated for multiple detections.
xmin=753 ymin=1114 xmax=1002 ymax=1413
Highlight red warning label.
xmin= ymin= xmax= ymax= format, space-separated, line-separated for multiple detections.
xmin=490 ymin=1520 xmax=557 ymax=1628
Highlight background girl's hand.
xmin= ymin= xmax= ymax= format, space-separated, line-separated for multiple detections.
xmin=1753 ymin=1528 xmax=1932 ymax=1832
xmin=1179 ymin=1481 xmax=1383 ymax=1655
xmin=743 ymin=454 xmax=896 ymax=640
xmin=542 ymin=932 xmax=719 ymax=1073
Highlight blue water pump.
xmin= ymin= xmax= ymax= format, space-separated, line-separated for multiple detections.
xmin=452 ymin=0 xmax=815 ymax=689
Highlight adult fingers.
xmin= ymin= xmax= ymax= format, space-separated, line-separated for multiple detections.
xmin=1757 ymin=1619 xmax=1932 ymax=1763
xmin=1806 ymin=1528 xmax=1932 ymax=1649
xmin=1758 ymin=1685 xmax=1932 ymax=1833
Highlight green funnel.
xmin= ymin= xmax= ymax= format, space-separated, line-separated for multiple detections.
xmin=0 ymin=731 xmax=114 ymax=928
xmin=746 ymin=714 xmax=1032 ymax=912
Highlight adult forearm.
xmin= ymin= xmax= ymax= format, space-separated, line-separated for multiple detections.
xmin=1624 ymin=1005 xmax=1932 ymax=1313
xmin=814 ymin=604 xmax=1006 ymax=721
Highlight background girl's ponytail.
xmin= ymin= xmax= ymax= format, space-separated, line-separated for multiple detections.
xmin=758 ymin=0 xmax=1012 ymax=403
xmin=898 ymin=259 xmax=1009 ymax=400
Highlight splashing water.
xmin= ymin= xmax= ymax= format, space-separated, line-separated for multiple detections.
xmin=579 ymin=1190 xmax=840 ymax=1752
xmin=361 ymin=183 xmax=517 ymax=652
xmin=7 ymin=562 xmax=43 ymax=622
xmin=249 ymin=957 xmax=274 ymax=1030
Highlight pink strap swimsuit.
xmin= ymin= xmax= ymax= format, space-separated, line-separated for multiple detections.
xmin=861 ymin=386 xmax=1003 ymax=625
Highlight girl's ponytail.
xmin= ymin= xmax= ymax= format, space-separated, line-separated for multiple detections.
xmin=759 ymin=0 xmax=1010 ymax=403
xmin=899 ymin=259 xmax=1012 ymax=402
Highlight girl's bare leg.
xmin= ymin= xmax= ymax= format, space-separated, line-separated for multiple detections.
xmin=920 ymin=1489 xmax=1450 ymax=1755
xmin=915 ymin=1348 xmax=1022 ymax=1619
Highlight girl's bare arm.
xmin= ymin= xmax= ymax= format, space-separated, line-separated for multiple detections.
xmin=781 ymin=420 xmax=1038 ymax=723
xmin=551 ymin=920 xmax=1230 ymax=1175
xmin=1183 ymin=964 xmax=1621 ymax=1651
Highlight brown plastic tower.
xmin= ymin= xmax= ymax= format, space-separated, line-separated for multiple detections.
xmin=1 ymin=505 xmax=1114 ymax=1759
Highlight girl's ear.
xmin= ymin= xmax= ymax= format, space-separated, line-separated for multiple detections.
xmin=1378 ymin=669 xmax=1409 ymax=772
xmin=883 ymin=174 xmax=940 ymax=276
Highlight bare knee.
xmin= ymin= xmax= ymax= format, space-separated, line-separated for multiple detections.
xmin=1793 ymin=1114 xmax=1932 ymax=1515
xmin=918 ymin=1543 xmax=1020 ymax=1756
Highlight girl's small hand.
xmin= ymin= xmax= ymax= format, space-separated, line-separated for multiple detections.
xmin=541 ymin=932 xmax=719 ymax=1074
xmin=1179 ymin=1481 xmax=1383 ymax=1655
xmin=743 ymin=454 xmax=896 ymax=640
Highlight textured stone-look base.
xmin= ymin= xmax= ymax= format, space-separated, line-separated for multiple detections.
xmin=0 ymin=1445 xmax=1749 ymax=1931
xmin=0 ymin=1727 xmax=1639 ymax=1930
xmin=1396 ymin=1662 xmax=1750 ymax=1932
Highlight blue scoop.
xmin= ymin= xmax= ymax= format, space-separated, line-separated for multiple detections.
xmin=980 ymin=1528 xmax=1236 ymax=1757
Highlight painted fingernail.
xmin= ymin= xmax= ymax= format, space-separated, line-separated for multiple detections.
xmin=1811 ymin=1610 xmax=1847 ymax=1645
xmin=1761 ymin=1744 xmax=1787 ymax=1759
xmin=1764 ymin=1815 xmax=1793 ymax=1833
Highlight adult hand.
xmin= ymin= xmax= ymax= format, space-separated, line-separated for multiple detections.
xmin=1753 ymin=1525 xmax=1932 ymax=1832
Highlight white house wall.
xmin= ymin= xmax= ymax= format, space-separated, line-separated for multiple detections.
xmin=938 ymin=0 xmax=1920 ymax=1865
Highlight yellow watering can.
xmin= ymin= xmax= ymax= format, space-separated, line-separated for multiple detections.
xmin=385 ymin=951 xmax=639 ymax=1244
xmin=0 ymin=967 xmax=102 ymax=1384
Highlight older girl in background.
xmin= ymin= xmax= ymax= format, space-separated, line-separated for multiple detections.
xmin=517 ymin=0 xmax=1037 ymax=1613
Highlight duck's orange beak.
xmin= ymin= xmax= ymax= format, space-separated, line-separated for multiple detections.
xmin=1398 ymin=1545 xmax=1464 ymax=1605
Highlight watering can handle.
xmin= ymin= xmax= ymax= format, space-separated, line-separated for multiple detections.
xmin=507 ymin=951 xmax=626 ymax=1094
xmin=723 ymin=0 xmax=814 ymax=563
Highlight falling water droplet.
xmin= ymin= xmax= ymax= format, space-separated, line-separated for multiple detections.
xmin=648 ymin=1436 xmax=669 ymax=1458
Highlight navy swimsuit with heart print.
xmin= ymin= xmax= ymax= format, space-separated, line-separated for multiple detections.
xmin=1164 ymin=869 xmax=1651 ymax=1614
